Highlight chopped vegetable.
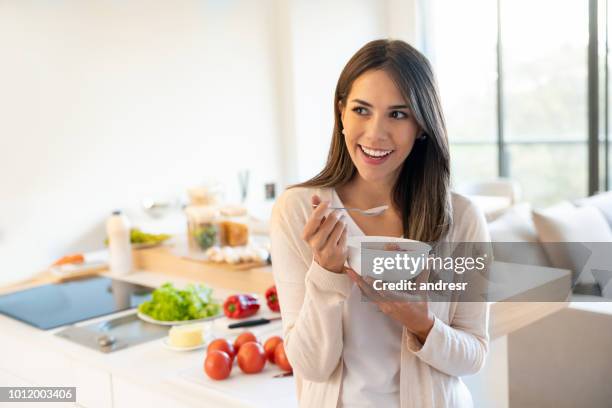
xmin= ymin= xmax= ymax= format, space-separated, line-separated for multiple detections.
xmin=237 ymin=342 xmax=266 ymax=374
xmin=223 ymin=294 xmax=260 ymax=319
xmin=205 ymin=350 xmax=232 ymax=380
xmin=130 ymin=228 xmax=171 ymax=244
xmin=274 ymin=342 xmax=292 ymax=372
xmin=104 ymin=228 xmax=171 ymax=246
xmin=265 ymin=285 xmax=280 ymax=312
xmin=264 ymin=336 xmax=283 ymax=364
xmin=138 ymin=282 xmax=220 ymax=321
xmin=193 ymin=225 xmax=217 ymax=250
xmin=233 ymin=331 xmax=258 ymax=353
xmin=52 ymin=254 xmax=85 ymax=266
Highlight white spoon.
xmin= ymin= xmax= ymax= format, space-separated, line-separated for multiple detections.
xmin=312 ymin=204 xmax=388 ymax=217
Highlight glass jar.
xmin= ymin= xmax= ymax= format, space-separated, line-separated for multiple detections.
xmin=185 ymin=205 xmax=220 ymax=251
xmin=187 ymin=185 xmax=223 ymax=207
xmin=218 ymin=205 xmax=250 ymax=247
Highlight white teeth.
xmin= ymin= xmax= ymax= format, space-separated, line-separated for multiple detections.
xmin=360 ymin=145 xmax=393 ymax=158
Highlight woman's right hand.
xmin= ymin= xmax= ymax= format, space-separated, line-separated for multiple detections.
xmin=301 ymin=195 xmax=348 ymax=274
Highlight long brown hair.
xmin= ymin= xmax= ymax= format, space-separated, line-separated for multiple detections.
xmin=294 ymin=39 xmax=452 ymax=243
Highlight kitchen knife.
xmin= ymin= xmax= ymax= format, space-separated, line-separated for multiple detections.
xmin=273 ymin=371 xmax=293 ymax=378
xmin=228 ymin=316 xmax=281 ymax=329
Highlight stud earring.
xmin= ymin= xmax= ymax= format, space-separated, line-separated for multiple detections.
xmin=341 ymin=129 xmax=346 ymax=135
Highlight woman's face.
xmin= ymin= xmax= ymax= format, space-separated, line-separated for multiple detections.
xmin=340 ymin=69 xmax=420 ymax=185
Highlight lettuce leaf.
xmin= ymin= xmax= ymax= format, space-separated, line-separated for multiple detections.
xmin=138 ymin=282 xmax=220 ymax=321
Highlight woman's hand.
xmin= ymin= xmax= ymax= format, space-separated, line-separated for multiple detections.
xmin=345 ymin=267 xmax=434 ymax=344
xmin=301 ymin=195 xmax=348 ymax=274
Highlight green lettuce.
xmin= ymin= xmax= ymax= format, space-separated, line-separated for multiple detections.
xmin=138 ymin=282 xmax=220 ymax=321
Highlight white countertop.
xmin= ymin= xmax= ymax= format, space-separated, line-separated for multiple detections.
xmin=0 ymin=270 xmax=297 ymax=408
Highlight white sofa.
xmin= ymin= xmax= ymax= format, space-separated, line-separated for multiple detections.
xmin=484 ymin=191 xmax=612 ymax=408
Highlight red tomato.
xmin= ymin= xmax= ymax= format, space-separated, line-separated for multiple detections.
xmin=233 ymin=331 xmax=258 ymax=353
xmin=274 ymin=343 xmax=292 ymax=372
xmin=263 ymin=336 xmax=283 ymax=364
xmin=207 ymin=339 xmax=235 ymax=363
xmin=237 ymin=341 xmax=266 ymax=374
xmin=204 ymin=350 xmax=232 ymax=380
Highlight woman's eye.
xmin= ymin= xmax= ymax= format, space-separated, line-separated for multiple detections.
xmin=390 ymin=111 xmax=408 ymax=119
xmin=352 ymin=107 xmax=368 ymax=115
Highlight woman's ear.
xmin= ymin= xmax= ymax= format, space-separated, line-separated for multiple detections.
xmin=417 ymin=127 xmax=427 ymax=140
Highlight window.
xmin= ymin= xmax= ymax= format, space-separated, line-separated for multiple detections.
xmin=425 ymin=0 xmax=599 ymax=206
xmin=426 ymin=0 xmax=498 ymax=187
xmin=502 ymin=0 xmax=588 ymax=206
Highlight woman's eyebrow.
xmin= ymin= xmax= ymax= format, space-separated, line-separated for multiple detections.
xmin=350 ymin=98 xmax=373 ymax=107
xmin=350 ymin=98 xmax=409 ymax=110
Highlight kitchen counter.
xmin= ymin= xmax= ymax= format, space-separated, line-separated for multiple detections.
xmin=0 ymin=246 xmax=572 ymax=408
xmin=0 ymin=269 xmax=294 ymax=408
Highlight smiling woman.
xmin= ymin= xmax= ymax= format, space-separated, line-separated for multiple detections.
xmin=270 ymin=39 xmax=490 ymax=408
xmin=297 ymin=39 xmax=452 ymax=243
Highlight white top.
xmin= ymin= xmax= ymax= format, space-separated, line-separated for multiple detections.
xmin=341 ymin=285 xmax=403 ymax=407
xmin=269 ymin=186 xmax=490 ymax=408
xmin=334 ymin=189 xmax=402 ymax=407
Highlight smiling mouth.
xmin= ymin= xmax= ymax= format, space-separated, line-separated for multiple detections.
xmin=359 ymin=144 xmax=394 ymax=159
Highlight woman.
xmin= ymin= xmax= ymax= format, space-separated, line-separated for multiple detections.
xmin=269 ymin=39 xmax=489 ymax=408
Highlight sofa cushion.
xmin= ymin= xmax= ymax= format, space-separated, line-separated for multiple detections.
xmin=532 ymin=201 xmax=612 ymax=284
xmin=488 ymin=203 xmax=551 ymax=266
xmin=575 ymin=191 xmax=612 ymax=229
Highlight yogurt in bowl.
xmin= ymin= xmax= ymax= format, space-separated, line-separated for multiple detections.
xmin=347 ymin=236 xmax=432 ymax=282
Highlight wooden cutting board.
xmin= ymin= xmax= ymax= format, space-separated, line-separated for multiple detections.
xmin=183 ymin=258 xmax=268 ymax=271
xmin=172 ymin=246 xmax=268 ymax=271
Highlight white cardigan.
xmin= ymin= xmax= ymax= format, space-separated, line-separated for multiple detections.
xmin=269 ymin=187 xmax=490 ymax=408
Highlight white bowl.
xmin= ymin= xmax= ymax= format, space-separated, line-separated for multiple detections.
xmin=347 ymin=236 xmax=432 ymax=281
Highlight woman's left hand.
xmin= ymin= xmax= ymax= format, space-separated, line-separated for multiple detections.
xmin=345 ymin=267 xmax=435 ymax=344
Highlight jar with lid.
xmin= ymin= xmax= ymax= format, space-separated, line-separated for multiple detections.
xmin=217 ymin=205 xmax=250 ymax=247
xmin=185 ymin=206 xmax=220 ymax=251
xmin=187 ymin=185 xmax=223 ymax=206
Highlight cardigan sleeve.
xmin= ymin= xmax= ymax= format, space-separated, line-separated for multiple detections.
xmin=269 ymin=189 xmax=352 ymax=383
xmin=405 ymin=196 xmax=491 ymax=377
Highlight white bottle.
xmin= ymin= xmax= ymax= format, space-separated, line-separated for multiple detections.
xmin=106 ymin=210 xmax=133 ymax=275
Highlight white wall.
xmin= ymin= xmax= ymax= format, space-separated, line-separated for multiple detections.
xmin=284 ymin=0 xmax=389 ymax=183
xmin=0 ymin=0 xmax=283 ymax=285
xmin=0 ymin=0 xmax=420 ymax=285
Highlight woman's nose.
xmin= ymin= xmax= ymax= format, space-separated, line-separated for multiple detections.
xmin=364 ymin=114 xmax=390 ymax=141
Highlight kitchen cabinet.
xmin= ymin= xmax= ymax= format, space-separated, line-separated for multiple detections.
xmin=112 ymin=376 xmax=194 ymax=408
